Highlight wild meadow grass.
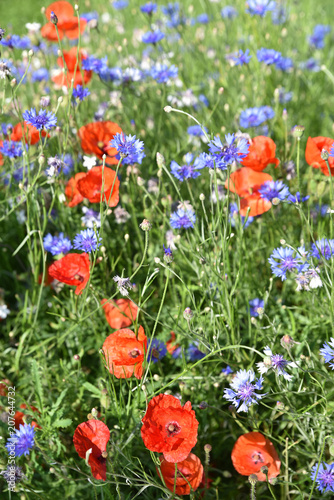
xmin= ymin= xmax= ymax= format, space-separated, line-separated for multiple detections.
xmin=1 ymin=0 xmax=334 ymax=498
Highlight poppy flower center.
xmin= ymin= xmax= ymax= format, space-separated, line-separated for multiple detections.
xmin=166 ymin=421 xmax=181 ymax=437
xmin=129 ymin=348 xmax=140 ymax=358
xmin=251 ymin=451 xmax=264 ymax=465
xmin=74 ymin=273 xmax=84 ymax=282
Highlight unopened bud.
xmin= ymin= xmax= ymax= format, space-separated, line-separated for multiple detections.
xmin=50 ymin=11 xmax=58 ymax=25
xmin=164 ymin=105 xmax=172 ymax=113
xmin=91 ymin=408 xmax=98 ymax=418
xmin=198 ymin=401 xmax=208 ymax=409
xmin=292 ymin=125 xmax=305 ymax=139
xmin=248 ymin=474 xmax=258 ymax=485
xmin=276 ymin=401 xmax=285 ymax=410
xmin=156 ymin=152 xmax=166 ymax=169
xmin=58 ymin=96 xmax=63 ymax=104
xmin=199 ymin=193 xmax=205 ymax=201
xmin=10 ymin=78 xmax=17 ymax=88
xmin=101 ymin=451 xmax=108 ymax=458
xmin=204 ymin=444 xmax=212 ymax=453
xmin=260 ymin=465 xmax=269 ymax=475
xmin=74 ymin=3 xmax=79 ymax=10
xmin=28 ymin=49 xmax=34 ymax=58
xmin=124 ymin=233 xmax=129 ymax=242
xmin=73 ymin=354 xmax=80 ymax=361
xmin=280 ymin=334 xmax=296 ymax=349
xmin=139 ymin=219 xmax=152 ymax=231
xmin=321 ymin=149 xmax=329 ymax=161
xmin=38 ymin=154 xmax=45 ymax=166
xmin=218 ymin=87 xmax=224 ymax=94
xmin=280 ymin=239 xmax=286 ymax=245
xmin=272 ymin=197 xmax=280 ymax=206
xmin=183 ymin=307 xmax=194 ymax=320
xmin=282 ymin=109 xmax=288 ymax=121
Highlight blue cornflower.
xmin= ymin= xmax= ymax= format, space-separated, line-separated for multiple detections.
xmin=110 ymin=133 xmax=145 ymax=164
xmin=140 ymin=2 xmax=157 ymax=15
xmin=148 ymin=339 xmax=167 ymax=363
xmin=31 ymin=68 xmax=49 ymax=82
xmin=208 ymin=133 xmax=249 ymax=167
xmin=308 ymin=25 xmax=331 ymax=49
xmin=198 ymin=94 xmax=209 ymax=107
xmin=271 ymin=5 xmax=288 ymax=24
xmin=112 ymin=0 xmax=128 ymax=9
xmin=239 ymin=106 xmax=275 ymax=128
xmin=194 ymin=152 xmax=226 ymax=170
xmin=1 ymin=34 xmax=31 ymax=49
xmin=259 ymin=180 xmax=290 ymax=203
xmin=221 ymin=6 xmax=238 ymax=19
xmin=163 ymin=244 xmax=173 ymax=264
xmin=6 ymin=423 xmax=35 ymax=457
xmin=73 ymin=229 xmax=102 ymax=253
xmin=187 ymin=125 xmax=208 ymax=137
xmin=311 ymin=239 xmax=334 ymax=260
xmin=150 ymin=63 xmax=178 ymax=83
xmin=80 ymin=11 xmax=99 ymax=22
xmin=249 ymin=298 xmax=264 ymax=317
xmin=187 ymin=343 xmax=206 ymax=361
xmin=170 ymin=152 xmax=204 ymax=182
xmin=22 ymin=108 xmax=57 ymax=131
xmin=268 ymin=247 xmax=304 ymax=281
xmin=257 ymin=48 xmax=282 ymax=65
xmin=288 ymin=192 xmax=309 ymax=203
xmin=62 ymin=154 xmax=74 ymax=176
xmin=43 ymin=233 xmax=72 ymax=255
xmin=222 ymin=365 xmax=233 ymax=375
xmin=0 ymin=140 xmax=25 ymax=158
xmin=229 ymin=203 xmax=254 ymax=228
xmin=257 ymin=346 xmax=297 ymax=381
xmin=246 ymin=0 xmax=276 ymax=16
xmin=277 ymin=88 xmax=293 ymax=103
xmin=197 ymin=13 xmax=210 ymax=24
xmin=161 ymin=2 xmax=179 ymax=17
xmin=170 ymin=208 xmax=196 ymax=229
xmin=310 ymin=463 xmax=334 ymax=493
xmin=229 ymin=49 xmax=252 ymax=66
xmin=299 ymin=58 xmax=320 ymax=72
xmin=329 ymin=143 xmax=334 ymax=158
xmin=223 ymin=369 xmax=265 ymax=413
xmin=275 ymin=57 xmax=293 ymax=71
xmin=314 ymin=204 xmax=329 ymax=217
xmin=142 ymin=29 xmax=165 ymax=44
xmin=72 ymin=85 xmax=90 ymax=102
xmin=320 ymin=338 xmax=334 ymax=369
xmin=82 ymin=56 xmax=108 ymax=73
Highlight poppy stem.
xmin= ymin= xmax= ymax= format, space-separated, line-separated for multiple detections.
xmin=130 ymin=231 xmax=149 ymax=281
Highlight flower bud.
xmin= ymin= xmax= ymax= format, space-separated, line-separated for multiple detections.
xmin=260 ymin=465 xmax=269 ymax=475
xmin=164 ymin=105 xmax=172 ymax=113
xmin=156 ymin=152 xmax=166 ymax=169
xmin=73 ymin=354 xmax=80 ymax=361
xmin=321 ymin=149 xmax=329 ymax=161
xmin=50 ymin=11 xmax=58 ymax=25
xmin=292 ymin=125 xmax=305 ymax=139
xmin=91 ymin=408 xmax=98 ymax=418
xmin=199 ymin=193 xmax=205 ymax=201
xmin=248 ymin=474 xmax=258 ymax=485
xmin=183 ymin=307 xmax=194 ymax=320
xmin=139 ymin=219 xmax=152 ymax=231
xmin=198 ymin=401 xmax=208 ymax=410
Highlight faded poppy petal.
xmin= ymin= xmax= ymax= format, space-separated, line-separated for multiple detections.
xmin=102 ymin=326 xmax=147 ymax=379
xmin=65 ymin=172 xmax=86 ymax=207
xmin=73 ymin=419 xmax=110 ymax=481
xmin=48 ymin=253 xmax=90 ymax=295
xmin=78 ymin=122 xmax=123 ymax=165
xmin=141 ymin=394 xmax=199 ymax=463
xmin=101 ymin=298 xmax=138 ymax=329
xmin=158 ymin=453 xmax=204 ymax=495
xmin=231 ymin=431 xmax=281 ymax=482
xmin=305 ymin=136 xmax=334 ymax=176
xmin=77 ymin=166 xmax=120 ymax=206
xmin=240 ymin=136 xmax=279 ymax=171
xmin=225 ymin=167 xmax=273 ymax=196
xmin=239 ymin=193 xmax=272 ymax=217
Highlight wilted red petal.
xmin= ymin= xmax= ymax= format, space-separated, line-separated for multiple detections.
xmin=102 ymin=326 xmax=147 ymax=379
xmin=141 ymin=394 xmax=199 ymax=463
xmin=48 ymin=253 xmax=90 ymax=295
xmin=231 ymin=431 xmax=281 ymax=482
xmin=158 ymin=453 xmax=204 ymax=495
xmin=101 ymin=298 xmax=138 ymax=329
xmin=77 ymin=166 xmax=120 ymax=207
xmin=73 ymin=419 xmax=110 ymax=481
xmin=240 ymin=136 xmax=279 ymax=171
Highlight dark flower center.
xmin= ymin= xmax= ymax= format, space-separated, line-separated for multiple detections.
xmin=129 ymin=348 xmax=140 ymax=358
xmin=166 ymin=421 xmax=181 ymax=437
xmin=74 ymin=273 xmax=84 ymax=282
xmin=251 ymin=451 xmax=264 ymax=465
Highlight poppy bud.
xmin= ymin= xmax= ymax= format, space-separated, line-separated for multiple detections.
xmin=292 ymin=125 xmax=305 ymax=139
xmin=204 ymin=444 xmax=212 ymax=453
xmin=248 ymin=474 xmax=258 ymax=485
xmin=183 ymin=307 xmax=194 ymax=320
xmin=139 ymin=219 xmax=152 ymax=231
xmin=50 ymin=11 xmax=58 ymax=25
xmin=260 ymin=465 xmax=269 ymax=475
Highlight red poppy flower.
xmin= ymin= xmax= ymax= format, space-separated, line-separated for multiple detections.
xmin=158 ymin=453 xmax=204 ymax=496
xmin=102 ymin=326 xmax=147 ymax=379
xmin=78 ymin=122 xmax=123 ymax=165
xmin=101 ymin=298 xmax=138 ymax=329
xmin=51 ymin=48 xmax=92 ymax=88
xmin=240 ymin=136 xmax=279 ymax=171
xmin=41 ymin=1 xmax=87 ymax=42
xmin=77 ymin=166 xmax=120 ymax=207
xmin=166 ymin=331 xmax=180 ymax=354
xmin=11 ymin=122 xmax=48 ymax=145
xmin=141 ymin=394 xmax=199 ymax=463
xmin=239 ymin=193 xmax=272 ymax=217
xmin=65 ymin=172 xmax=86 ymax=207
xmin=73 ymin=419 xmax=110 ymax=481
xmin=305 ymin=136 xmax=334 ymax=176
xmin=15 ymin=404 xmax=40 ymax=429
xmin=0 ymin=141 xmax=4 ymax=166
xmin=231 ymin=432 xmax=281 ymax=482
xmin=48 ymin=253 xmax=90 ymax=295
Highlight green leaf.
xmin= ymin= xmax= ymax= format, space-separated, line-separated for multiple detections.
xmin=31 ymin=359 xmax=44 ymax=409
xmin=53 ymin=418 xmax=72 ymax=428
xmin=82 ymin=382 xmax=101 ymax=396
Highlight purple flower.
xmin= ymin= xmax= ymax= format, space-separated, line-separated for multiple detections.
xmin=140 ymin=2 xmax=157 ymax=15
xmin=275 ymin=56 xmax=293 ymax=71
xmin=6 ymin=423 xmax=35 ymax=457
xmin=299 ymin=58 xmax=320 ymax=72
xmin=194 ymin=152 xmax=226 ymax=170
xmin=208 ymin=133 xmax=249 ymax=167
xmin=221 ymin=6 xmax=238 ymax=19
xmin=72 ymin=85 xmax=90 ymax=102
xmin=187 ymin=125 xmax=208 ymax=136
xmin=31 ymin=68 xmax=49 ymax=82
xmin=223 ymin=369 xmax=266 ymax=413
xmin=112 ymin=0 xmax=128 ymax=9
xmin=45 ymin=155 xmax=63 ymax=177
xmin=148 ymin=339 xmax=167 ymax=363
xmin=320 ymin=338 xmax=334 ymax=369
xmin=259 ymin=180 xmax=290 ymax=203
xmin=228 ymin=49 xmax=252 ymax=66
xmin=249 ymin=298 xmax=264 ymax=317
xmin=239 ymin=106 xmax=275 ymax=128
xmin=268 ymin=246 xmax=305 ymax=281
xmin=73 ymin=229 xmax=101 ymax=253
xmin=1 ymin=34 xmax=31 ymax=49
xmin=222 ymin=365 xmax=233 ymax=375
xmin=81 ymin=207 xmax=101 ymax=228
xmin=0 ymin=140 xmax=25 ymax=158
xmin=170 ymin=208 xmax=196 ymax=229
xmin=288 ymin=192 xmax=309 ymax=204
xmin=246 ymin=0 xmax=276 ymax=16
xmin=271 ymin=5 xmax=288 ymax=24
xmin=22 ymin=108 xmax=57 ymax=131
xmin=170 ymin=152 xmax=204 ymax=181
xmin=229 ymin=202 xmax=254 ymax=228
xmin=43 ymin=233 xmax=72 ymax=255
xmin=257 ymin=48 xmax=282 ymax=65
xmin=257 ymin=346 xmax=297 ymax=381
xmin=187 ymin=343 xmax=206 ymax=361
xmin=310 ymin=463 xmax=334 ymax=493
xmin=150 ymin=63 xmax=178 ymax=83
xmin=142 ymin=29 xmax=165 ymax=44
xmin=308 ymin=25 xmax=331 ymax=49
xmin=312 ymin=238 xmax=334 ymax=260
xmin=110 ymin=133 xmax=145 ymax=164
